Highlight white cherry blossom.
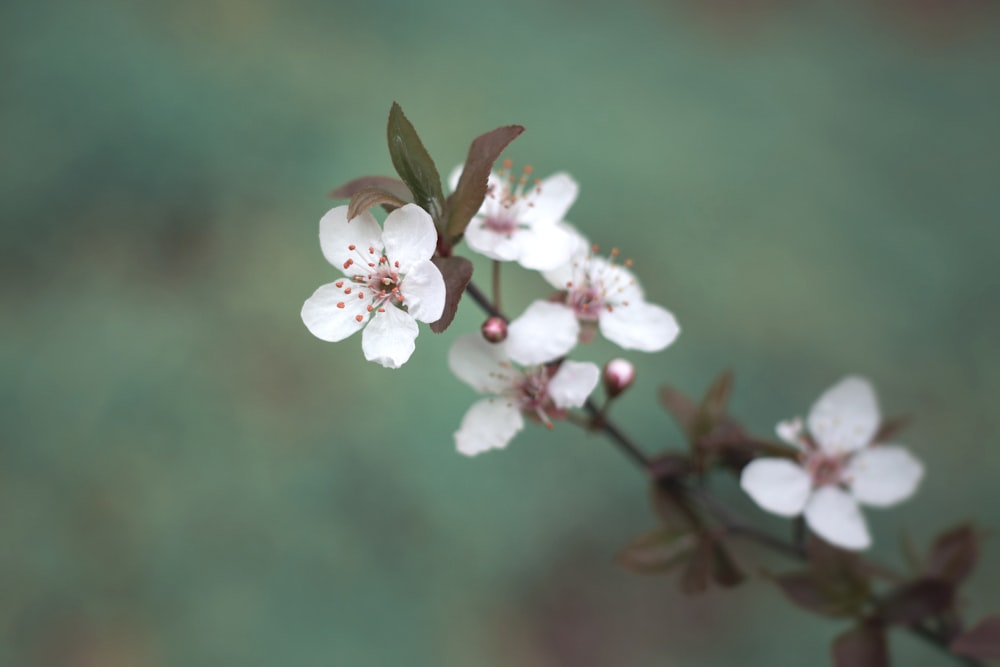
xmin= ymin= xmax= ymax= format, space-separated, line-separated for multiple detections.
xmin=740 ymin=376 xmax=924 ymax=551
xmin=542 ymin=230 xmax=680 ymax=353
xmin=301 ymin=204 xmax=446 ymax=369
xmin=448 ymin=305 xmax=597 ymax=456
xmin=448 ymin=161 xmax=580 ymax=271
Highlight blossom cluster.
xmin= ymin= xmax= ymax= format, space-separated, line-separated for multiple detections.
xmin=299 ymin=107 xmax=925 ymax=555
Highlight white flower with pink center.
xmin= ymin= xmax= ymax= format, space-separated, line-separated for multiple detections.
xmin=448 ymin=160 xmax=580 ymax=271
xmin=301 ymin=204 xmax=446 ymax=369
xmin=740 ymin=376 xmax=925 ymax=551
xmin=542 ymin=233 xmax=680 ymax=353
xmin=448 ymin=304 xmax=597 ymax=456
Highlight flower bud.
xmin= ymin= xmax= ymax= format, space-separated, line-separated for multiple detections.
xmin=603 ymin=358 xmax=636 ymax=397
xmin=481 ymin=316 xmax=508 ymax=343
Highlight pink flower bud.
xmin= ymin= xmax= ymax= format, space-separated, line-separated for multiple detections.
xmin=481 ymin=316 xmax=508 ymax=343
xmin=603 ymin=358 xmax=635 ymax=397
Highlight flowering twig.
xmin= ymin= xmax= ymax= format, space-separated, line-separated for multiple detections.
xmin=463 ymin=277 xmax=984 ymax=667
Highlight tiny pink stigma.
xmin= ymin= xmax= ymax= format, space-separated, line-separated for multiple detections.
xmin=378 ymin=307 xmax=385 ymax=313
xmin=335 ymin=280 xmax=344 ymax=288
xmin=348 ymin=244 xmax=356 ymax=251
xmin=394 ymin=260 xmax=400 ymax=268
xmin=343 ymin=259 xmax=353 ymax=269
xmin=336 ymin=302 xmax=345 ymax=309
xmin=624 ymin=259 xmax=633 ymax=267
xmin=354 ymin=314 xmax=363 ymax=322
xmin=591 ymin=244 xmax=600 ymax=254
xmin=344 ymin=287 xmax=352 ymax=294
xmin=368 ymin=246 xmax=375 ymax=254
xmin=481 ymin=317 xmax=508 ymax=343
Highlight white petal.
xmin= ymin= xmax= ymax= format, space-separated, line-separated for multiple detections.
xmin=847 ymin=446 xmax=924 ymax=508
xmin=599 ymin=301 xmax=680 ymax=352
xmin=776 ymin=417 xmax=807 ymax=449
xmin=506 ymin=301 xmax=580 ymax=366
xmin=455 ymin=398 xmax=524 ymax=456
xmin=739 ymin=458 xmax=812 ymax=517
xmin=300 ymin=282 xmax=369 ymax=342
xmin=807 ymin=376 xmax=881 ymax=454
xmin=515 ymin=219 xmax=582 ymax=271
xmin=319 ymin=206 xmax=383 ymax=273
xmin=463 ymin=220 xmax=523 ymax=261
xmin=548 ymin=361 xmax=600 ymax=409
xmin=382 ymin=204 xmax=438 ymax=272
xmin=541 ymin=223 xmax=589 ymax=290
xmin=804 ymin=486 xmax=871 ymax=551
xmin=400 ymin=259 xmax=445 ymax=323
xmin=361 ymin=306 xmax=418 ymax=369
xmin=447 ymin=334 xmax=513 ymax=394
xmin=519 ymin=172 xmax=578 ymax=225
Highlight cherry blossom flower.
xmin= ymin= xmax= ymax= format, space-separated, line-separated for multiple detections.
xmin=740 ymin=376 xmax=924 ymax=551
xmin=542 ymin=231 xmax=680 ymax=353
xmin=448 ymin=304 xmax=596 ymax=456
xmin=301 ymin=204 xmax=445 ymax=369
xmin=448 ymin=161 xmax=580 ymax=271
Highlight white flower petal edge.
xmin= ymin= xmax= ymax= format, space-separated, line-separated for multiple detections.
xmin=740 ymin=458 xmax=812 ymax=517
xmin=448 ymin=334 xmax=511 ymax=395
xmin=319 ymin=208 xmax=383 ymax=271
xmin=455 ymin=398 xmax=524 ymax=456
xmin=506 ymin=301 xmax=580 ymax=366
xmin=808 ymin=376 xmax=880 ymax=454
xmin=804 ymin=486 xmax=872 ymax=551
xmin=361 ymin=306 xmax=418 ymax=369
xmin=301 ymin=282 xmax=368 ymax=342
xmin=400 ymin=260 xmax=446 ymax=323
xmin=548 ymin=361 xmax=600 ymax=409
xmin=382 ymin=204 xmax=439 ymax=272
xmin=848 ymin=446 xmax=924 ymax=508
xmin=599 ymin=301 xmax=680 ymax=352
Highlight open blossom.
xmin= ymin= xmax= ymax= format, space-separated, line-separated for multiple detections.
xmin=448 ymin=161 xmax=580 ymax=271
xmin=448 ymin=304 xmax=596 ymax=456
xmin=542 ymin=231 xmax=680 ymax=352
xmin=300 ymin=204 xmax=445 ymax=369
xmin=740 ymin=376 xmax=924 ymax=551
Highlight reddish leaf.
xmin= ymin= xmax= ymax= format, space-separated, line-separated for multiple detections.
xmin=429 ymin=256 xmax=474 ymax=334
xmin=772 ymin=572 xmax=834 ymax=616
xmin=329 ymin=175 xmax=412 ymax=202
xmin=927 ymin=523 xmax=979 ymax=585
xmin=692 ymin=371 xmax=734 ymax=440
xmin=346 ymin=187 xmax=409 ymax=220
xmin=877 ymin=579 xmax=954 ymax=625
xmin=951 ymin=615 xmax=1000 ymax=660
xmin=832 ymin=622 xmax=889 ymax=667
xmin=658 ymin=386 xmax=698 ymax=438
xmin=386 ymin=102 xmax=446 ymax=224
xmin=711 ymin=540 xmax=745 ymax=588
xmin=680 ymin=535 xmax=714 ymax=595
xmin=615 ymin=528 xmax=694 ymax=575
xmin=445 ymin=125 xmax=525 ymax=240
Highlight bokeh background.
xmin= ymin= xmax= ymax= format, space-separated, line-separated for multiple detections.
xmin=3 ymin=0 xmax=999 ymax=665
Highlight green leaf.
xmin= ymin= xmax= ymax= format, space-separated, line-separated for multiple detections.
xmin=346 ymin=187 xmax=409 ymax=220
xmin=951 ymin=615 xmax=1000 ymax=660
xmin=429 ymin=256 xmax=474 ymax=334
xmin=832 ymin=622 xmax=888 ymax=667
xmin=616 ymin=528 xmax=695 ymax=576
xmin=386 ymin=102 xmax=446 ymax=224
xmin=444 ymin=125 xmax=524 ymax=240
xmin=329 ymin=175 xmax=413 ymax=202
xmin=926 ymin=522 xmax=979 ymax=585
xmin=877 ymin=579 xmax=954 ymax=625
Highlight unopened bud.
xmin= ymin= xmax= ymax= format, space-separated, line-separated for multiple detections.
xmin=481 ymin=316 xmax=508 ymax=343
xmin=603 ymin=358 xmax=636 ymax=397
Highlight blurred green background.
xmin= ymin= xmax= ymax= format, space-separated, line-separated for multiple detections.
xmin=2 ymin=0 xmax=999 ymax=664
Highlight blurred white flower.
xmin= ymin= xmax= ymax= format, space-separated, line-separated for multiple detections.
xmin=740 ymin=376 xmax=924 ymax=550
xmin=448 ymin=304 xmax=597 ymax=456
xmin=542 ymin=230 xmax=680 ymax=353
xmin=448 ymin=161 xmax=580 ymax=271
xmin=301 ymin=204 xmax=445 ymax=369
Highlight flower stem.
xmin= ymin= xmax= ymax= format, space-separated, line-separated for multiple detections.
xmin=492 ymin=260 xmax=503 ymax=313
